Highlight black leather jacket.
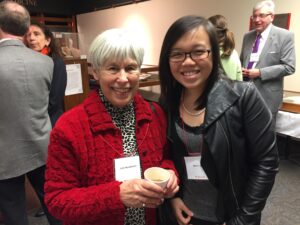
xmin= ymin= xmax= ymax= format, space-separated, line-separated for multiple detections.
xmin=168 ymin=79 xmax=279 ymax=225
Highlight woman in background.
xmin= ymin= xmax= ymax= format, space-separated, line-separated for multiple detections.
xmin=26 ymin=21 xmax=67 ymax=127
xmin=25 ymin=21 xmax=66 ymax=225
xmin=208 ymin=15 xmax=242 ymax=81
xmin=158 ymin=15 xmax=278 ymax=225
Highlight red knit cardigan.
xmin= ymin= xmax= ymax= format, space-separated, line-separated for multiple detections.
xmin=45 ymin=90 xmax=176 ymax=225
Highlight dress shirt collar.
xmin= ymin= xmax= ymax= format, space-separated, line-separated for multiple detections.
xmin=259 ymin=23 xmax=272 ymax=41
xmin=0 ymin=38 xmax=15 ymax=43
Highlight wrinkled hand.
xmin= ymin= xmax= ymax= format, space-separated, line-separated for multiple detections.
xmin=164 ymin=170 xmax=179 ymax=198
xmin=120 ymin=179 xmax=164 ymax=208
xmin=170 ymin=197 xmax=193 ymax=225
xmin=242 ymin=68 xmax=261 ymax=79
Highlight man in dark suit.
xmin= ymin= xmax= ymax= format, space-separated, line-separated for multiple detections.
xmin=0 ymin=1 xmax=59 ymax=225
xmin=240 ymin=0 xmax=295 ymax=120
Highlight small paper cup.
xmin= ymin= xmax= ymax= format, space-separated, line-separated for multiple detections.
xmin=144 ymin=167 xmax=170 ymax=188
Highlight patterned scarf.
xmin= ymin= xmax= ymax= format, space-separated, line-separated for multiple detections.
xmin=98 ymin=89 xmax=146 ymax=225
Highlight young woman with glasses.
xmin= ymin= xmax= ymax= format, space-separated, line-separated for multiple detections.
xmin=158 ymin=15 xmax=279 ymax=225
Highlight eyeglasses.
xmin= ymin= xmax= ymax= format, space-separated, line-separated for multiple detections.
xmin=169 ymin=49 xmax=211 ymax=63
xmin=251 ymin=13 xmax=272 ymax=20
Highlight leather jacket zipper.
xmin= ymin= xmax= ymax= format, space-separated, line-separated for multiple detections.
xmin=219 ymin=120 xmax=240 ymax=210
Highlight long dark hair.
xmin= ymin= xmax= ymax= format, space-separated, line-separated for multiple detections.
xmin=158 ymin=15 xmax=220 ymax=114
xmin=30 ymin=21 xmax=62 ymax=59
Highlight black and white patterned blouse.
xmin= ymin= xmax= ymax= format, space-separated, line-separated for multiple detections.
xmin=99 ymin=89 xmax=145 ymax=225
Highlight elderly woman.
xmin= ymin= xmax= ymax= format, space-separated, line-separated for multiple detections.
xmin=44 ymin=28 xmax=179 ymax=225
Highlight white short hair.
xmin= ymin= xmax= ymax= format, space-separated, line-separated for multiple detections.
xmin=88 ymin=28 xmax=145 ymax=71
xmin=254 ymin=0 xmax=275 ymax=14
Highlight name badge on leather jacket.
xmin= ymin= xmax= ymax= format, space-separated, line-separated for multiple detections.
xmin=184 ymin=156 xmax=208 ymax=180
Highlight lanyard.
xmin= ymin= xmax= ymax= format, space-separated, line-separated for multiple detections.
xmin=180 ymin=118 xmax=203 ymax=156
xmin=98 ymin=122 xmax=154 ymax=167
xmin=98 ymin=134 xmax=138 ymax=157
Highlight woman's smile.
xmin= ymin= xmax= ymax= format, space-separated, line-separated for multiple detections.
xmin=111 ymin=87 xmax=132 ymax=97
xmin=181 ymin=69 xmax=201 ymax=77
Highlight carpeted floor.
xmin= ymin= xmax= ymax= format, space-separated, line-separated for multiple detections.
xmin=261 ymin=159 xmax=300 ymax=225
xmin=1 ymin=159 xmax=299 ymax=225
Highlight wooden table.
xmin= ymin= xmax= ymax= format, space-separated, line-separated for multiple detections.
xmin=277 ymin=91 xmax=300 ymax=162
xmin=141 ymin=64 xmax=159 ymax=73
xmin=140 ymin=65 xmax=160 ymax=87
xmin=280 ymin=91 xmax=300 ymax=113
xmin=281 ymin=102 xmax=300 ymax=113
xmin=139 ymin=73 xmax=160 ymax=87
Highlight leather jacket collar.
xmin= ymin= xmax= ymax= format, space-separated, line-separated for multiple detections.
xmin=167 ymin=78 xmax=240 ymax=141
xmin=204 ymin=79 xmax=240 ymax=129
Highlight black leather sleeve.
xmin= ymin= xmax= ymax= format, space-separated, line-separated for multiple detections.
xmin=228 ymin=82 xmax=279 ymax=225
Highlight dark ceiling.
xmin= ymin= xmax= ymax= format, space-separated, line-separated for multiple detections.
xmin=0 ymin=0 xmax=149 ymax=16
xmin=74 ymin=0 xmax=150 ymax=15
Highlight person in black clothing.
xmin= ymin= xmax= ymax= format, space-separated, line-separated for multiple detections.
xmin=158 ymin=15 xmax=279 ymax=225
xmin=25 ymin=21 xmax=67 ymax=127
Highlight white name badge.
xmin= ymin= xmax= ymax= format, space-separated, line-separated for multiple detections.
xmin=184 ymin=156 xmax=208 ymax=180
xmin=249 ymin=53 xmax=260 ymax=62
xmin=114 ymin=156 xmax=141 ymax=181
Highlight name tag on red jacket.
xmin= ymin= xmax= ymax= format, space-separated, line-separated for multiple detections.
xmin=114 ymin=156 xmax=141 ymax=181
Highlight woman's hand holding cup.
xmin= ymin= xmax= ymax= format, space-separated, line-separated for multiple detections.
xmin=120 ymin=178 xmax=165 ymax=208
xmin=144 ymin=167 xmax=179 ymax=199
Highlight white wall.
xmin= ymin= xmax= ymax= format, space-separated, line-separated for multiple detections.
xmin=77 ymin=0 xmax=300 ymax=92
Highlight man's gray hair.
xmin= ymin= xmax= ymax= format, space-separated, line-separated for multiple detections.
xmin=89 ymin=28 xmax=145 ymax=71
xmin=254 ymin=0 xmax=275 ymax=14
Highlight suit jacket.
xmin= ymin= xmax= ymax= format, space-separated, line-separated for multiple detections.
xmin=0 ymin=39 xmax=54 ymax=179
xmin=240 ymin=24 xmax=295 ymax=113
